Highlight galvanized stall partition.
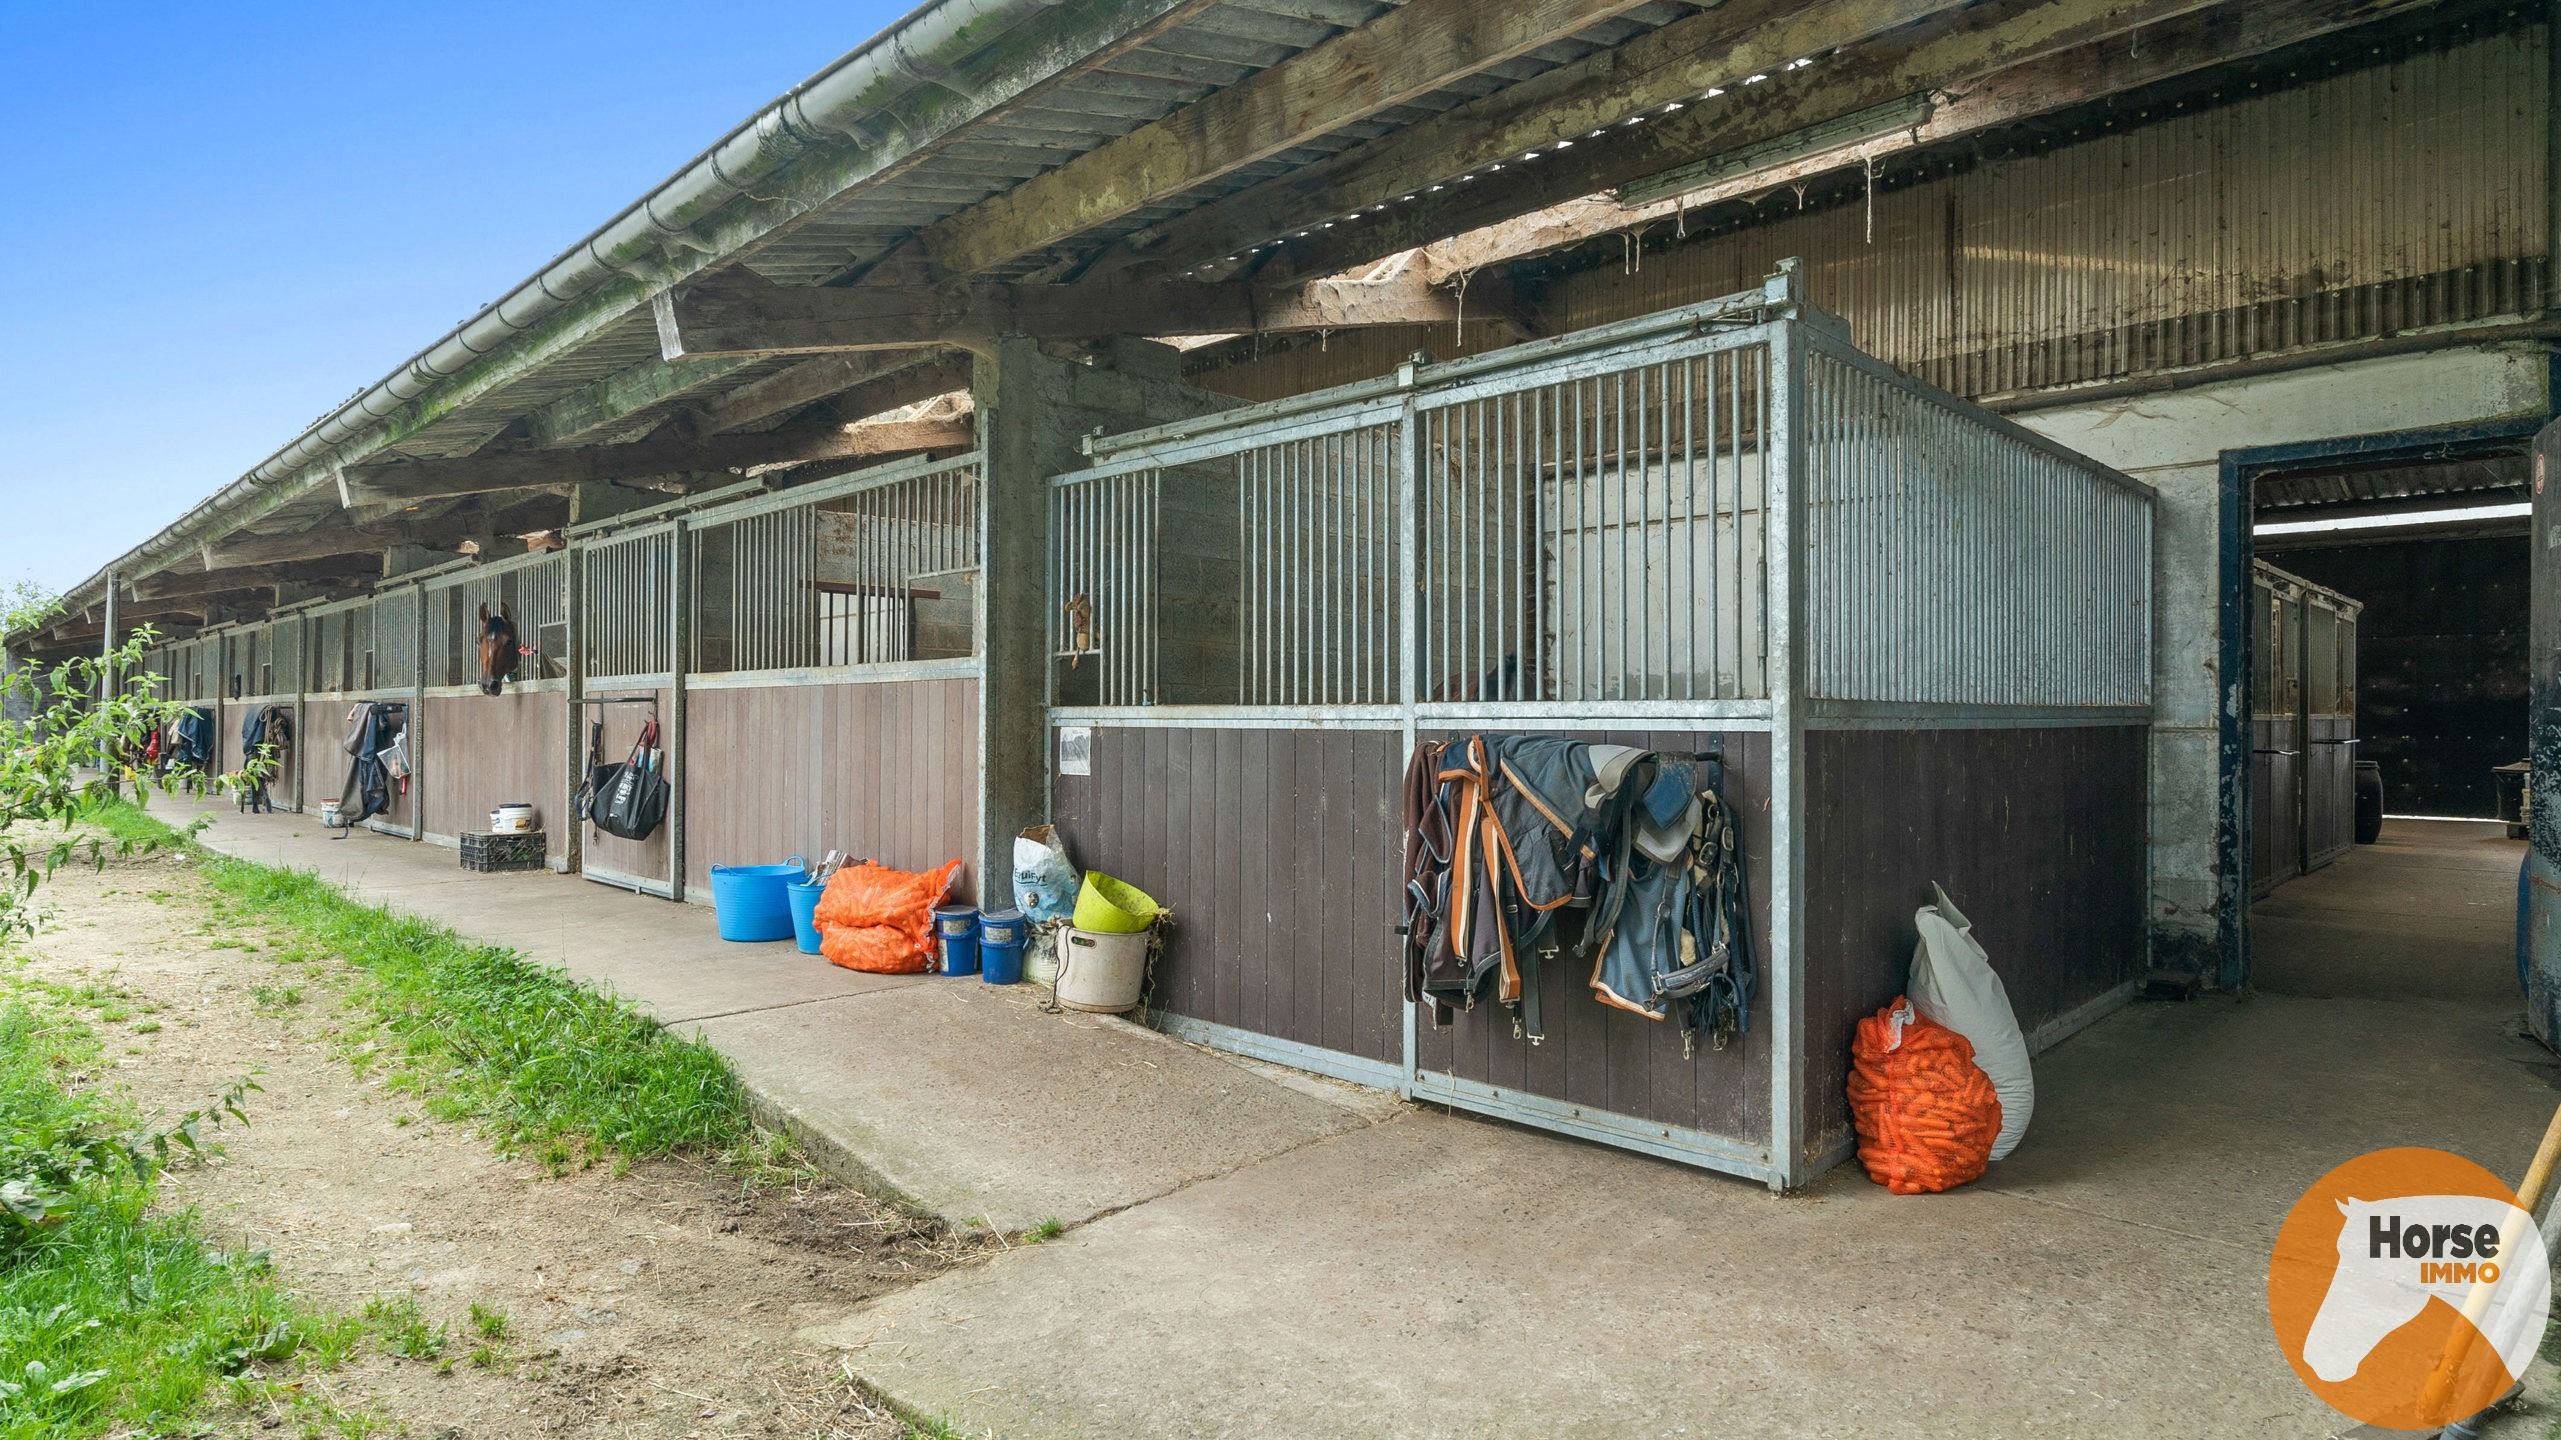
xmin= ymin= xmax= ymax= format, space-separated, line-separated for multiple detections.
xmin=1046 ymin=267 xmax=2155 ymax=1187
xmin=126 ymin=447 xmax=984 ymax=903
xmin=2251 ymin=561 xmax=2363 ymax=897
xmin=290 ymin=589 xmax=427 ymax=839
xmin=567 ymin=452 xmax=987 ymax=901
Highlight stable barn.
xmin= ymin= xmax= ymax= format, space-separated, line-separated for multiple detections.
xmin=14 ymin=0 xmax=2554 ymax=1184
xmin=1048 ymin=274 xmax=2152 ymax=1184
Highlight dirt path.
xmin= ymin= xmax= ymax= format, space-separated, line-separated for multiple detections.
xmin=11 ymin=847 xmax=992 ymax=1439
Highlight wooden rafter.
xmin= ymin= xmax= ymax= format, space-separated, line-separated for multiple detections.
xmin=343 ymin=414 xmax=975 ymax=504
xmin=1411 ymin=0 xmax=2431 ymax=277
xmin=527 ymin=355 xmax=758 ymax=447
xmin=1093 ymin=0 xmax=2222 ymax=284
xmin=913 ymin=0 xmax=1668 ymax=280
xmin=693 ymin=351 xmax=965 ymax=435
xmin=654 ymin=269 xmax=1466 ymax=359
xmin=198 ymin=496 xmax=567 ymax=570
xmin=132 ymin=558 xmax=378 ymax=602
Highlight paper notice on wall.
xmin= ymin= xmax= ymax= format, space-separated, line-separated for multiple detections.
xmin=1057 ymin=726 xmax=1092 ymax=777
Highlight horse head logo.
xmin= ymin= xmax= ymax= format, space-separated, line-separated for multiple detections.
xmin=2299 ymin=1194 xmax=2550 ymax=1386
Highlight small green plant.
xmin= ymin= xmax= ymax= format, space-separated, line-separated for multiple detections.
xmin=360 ymin=1294 xmax=447 ymax=1361
xmin=250 ymin=983 xmax=304 ymax=1010
xmin=0 ymin=584 xmax=266 ymax=942
xmin=1025 ymin=1218 xmax=1065 ymax=1244
xmin=468 ymin=1302 xmax=509 ymax=1341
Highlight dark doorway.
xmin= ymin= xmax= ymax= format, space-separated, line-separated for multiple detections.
xmin=2215 ymin=417 xmax=2541 ymax=988
xmin=2262 ymin=533 xmax=2527 ymax=819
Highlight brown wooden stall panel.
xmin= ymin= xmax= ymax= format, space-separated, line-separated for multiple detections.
xmin=300 ymin=701 xmax=335 ymax=814
xmin=420 ymin=691 xmax=568 ymax=860
xmin=583 ymin=688 xmax=672 ymax=886
xmin=206 ymin=702 xmax=240 ymax=776
xmin=296 ymin=699 xmax=417 ymax=830
xmin=682 ymin=679 xmax=981 ymax=903
xmin=1411 ymin=729 xmax=1775 ymax=1147
xmin=2305 ymin=713 xmax=2356 ymax=871
xmin=1049 ymin=725 xmax=1405 ymax=1065
xmin=1798 ymin=724 xmax=2148 ymax=1170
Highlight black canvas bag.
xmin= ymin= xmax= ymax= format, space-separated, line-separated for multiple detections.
xmin=592 ymin=717 xmax=668 ymax=842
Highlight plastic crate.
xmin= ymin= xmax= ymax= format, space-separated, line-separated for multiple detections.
xmin=460 ymin=831 xmax=545 ymax=874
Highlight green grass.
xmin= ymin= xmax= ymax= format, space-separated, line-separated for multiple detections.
xmin=0 ymin=996 xmax=356 ymax=1437
xmin=357 ymin=1295 xmax=445 ymax=1362
xmin=91 ymin=801 xmax=781 ymax=1175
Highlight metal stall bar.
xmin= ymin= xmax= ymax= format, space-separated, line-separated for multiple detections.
xmin=1764 ymin=317 xmax=1805 ymax=1192
xmin=1794 ymin=326 xmax=2155 ymax=718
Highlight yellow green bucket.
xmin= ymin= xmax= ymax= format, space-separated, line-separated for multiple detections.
xmin=1073 ymin=872 xmax=1159 ymax=934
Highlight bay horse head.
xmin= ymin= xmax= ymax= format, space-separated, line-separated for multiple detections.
xmin=477 ymin=603 xmax=521 ymax=696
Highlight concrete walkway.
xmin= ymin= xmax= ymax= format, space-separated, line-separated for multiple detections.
xmin=178 ymin=802 xmax=2561 ymax=1437
xmin=169 ymin=798 xmax=1394 ymax=1233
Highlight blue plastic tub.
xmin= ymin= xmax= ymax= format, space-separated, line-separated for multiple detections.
xmin=710 ymin=857 xmax=805 ymax=943
xmin=935 ymin=906 xmax=981 ymax=975
xmin=979 ymin=907 xmax=1027 ymax=985
xmin=786 ymin=879 xmax=826 ymax=955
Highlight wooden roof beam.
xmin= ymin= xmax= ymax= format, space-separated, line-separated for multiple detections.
xmin=343 ymin=413 xmax=976 ymax=505
xmin=525 ymin=354 xmax=758 ymax=448
xmin=200 ymin=495 xmax=568 ymax=569
xmin=654 ymin=269 xmax=1465 ymax=360
xmin=1410 ymin=0 xmax=2428 ymax=277
xmin=1095 ymin=0 xmax=2224 ymax=285
xmin=911 ymin=0 xmax=1669 ymax=280
xmin=693 ymin=351 xmax=965 ymax=435
xmin=131 ymin=558 xmax=376 ymax=603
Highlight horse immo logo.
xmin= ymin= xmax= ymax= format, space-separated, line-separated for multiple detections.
xmin=2269 ymin=1147 xmax=2553 ymax=1431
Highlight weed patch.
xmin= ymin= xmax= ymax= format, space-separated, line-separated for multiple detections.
xmin=0 ymin=996 xmax=347 ymax=1437
xmin=92 ymin=803 xmax=782 ymax=1174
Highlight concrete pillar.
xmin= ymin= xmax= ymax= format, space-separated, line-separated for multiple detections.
xmin=971 ymin=337 xmax=1237 ymax=903
xmin=2526 ymin=416 xmax=2559 ymax=1048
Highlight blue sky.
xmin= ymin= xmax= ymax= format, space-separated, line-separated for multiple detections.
xmin=0 ymin=1 xmax=909 ymax=596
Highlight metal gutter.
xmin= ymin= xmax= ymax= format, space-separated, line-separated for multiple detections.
xmin=25 ymin=0 xmax=1063 ymax=641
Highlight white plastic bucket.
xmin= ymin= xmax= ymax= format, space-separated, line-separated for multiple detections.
xmin=490 ymin=803 xmax=538 ymax=834
xmin=1055 ymin=927 xmax=1149 ymax=1013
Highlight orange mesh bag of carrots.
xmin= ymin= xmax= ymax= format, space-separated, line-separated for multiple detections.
xmin=814 ymin=859 xmax=963 ymax=974
xmin=1846 ymin=996 xmax=2002 ymax=1195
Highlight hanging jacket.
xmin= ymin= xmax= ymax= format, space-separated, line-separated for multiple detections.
xmin=238 ymin=706 xmax=293 ymax=814
xmin=1404 ymin=735 xmax=1608 ymax=1042
xmin=337 ymin=702 xmax=407 ymax=827
xmin=1586 ymin=753 xmax=1756 ymax=1052
xmin=168 ymin=707 xmax=215 ymax=771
